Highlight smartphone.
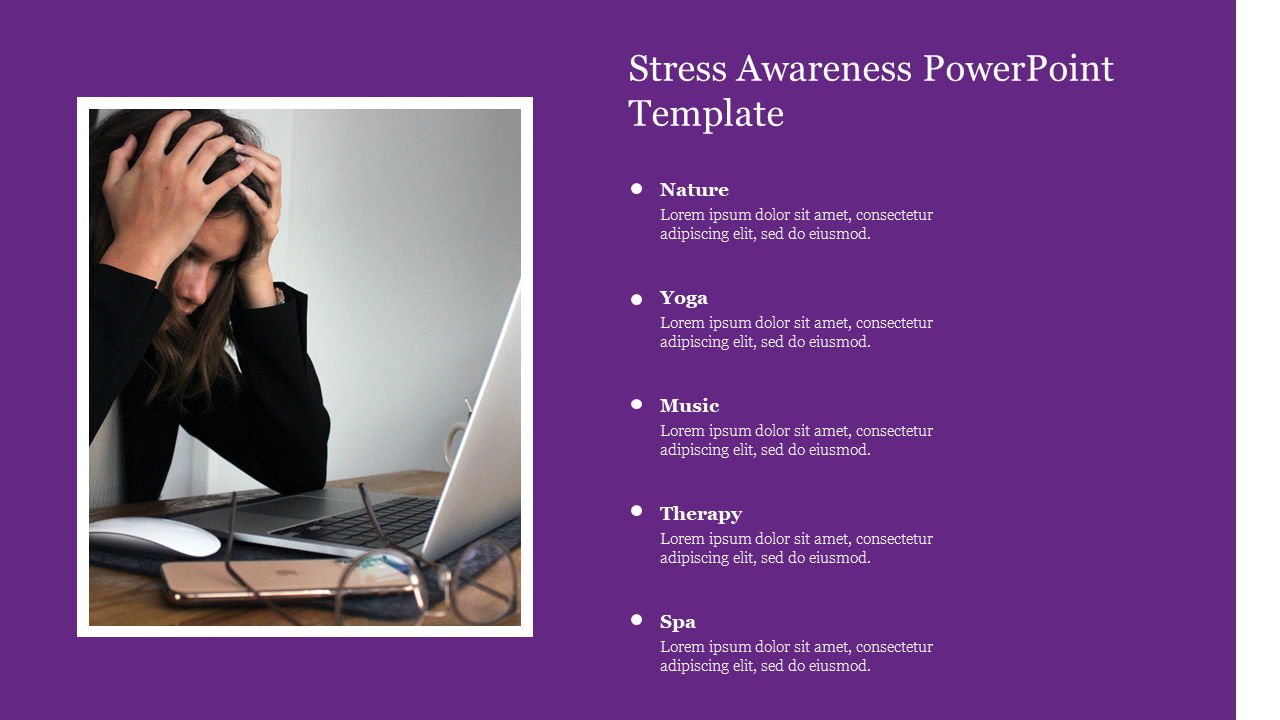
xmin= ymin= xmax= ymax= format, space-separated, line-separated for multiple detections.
xmin=161 ymin=556 xmax=415 ymax=605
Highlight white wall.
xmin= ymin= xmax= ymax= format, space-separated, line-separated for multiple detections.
xmin=162 ymin=109 xmax=520 ymax=495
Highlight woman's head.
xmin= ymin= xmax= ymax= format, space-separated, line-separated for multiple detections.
xmin=89 ymin=110 xmax=272 ymax=406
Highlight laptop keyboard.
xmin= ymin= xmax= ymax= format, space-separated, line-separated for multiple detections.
xmin=269 ymin=496 xmax=438 ymax=548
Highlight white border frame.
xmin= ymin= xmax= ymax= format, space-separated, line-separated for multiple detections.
xmin=77 ymin=97 xmax=533 ymax=637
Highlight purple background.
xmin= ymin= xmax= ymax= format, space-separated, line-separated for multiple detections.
xmin=47 ymin=2 xmax=1232 ymax=717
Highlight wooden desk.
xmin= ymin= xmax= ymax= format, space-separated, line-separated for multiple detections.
xmin=88 ymin=470 xmax=521 ymax=626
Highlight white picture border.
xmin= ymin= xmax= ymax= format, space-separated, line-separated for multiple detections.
xmin=77 ymin=97 xmax=533 ymax=637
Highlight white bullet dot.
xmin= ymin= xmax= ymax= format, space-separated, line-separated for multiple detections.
xmin=631 ymin=183 xmax=643 ymax=194
xmin=631 ymin=505 xmax=642 ymax=516
xmin=631 ymin=614 xmax=643 ymax=625
xmin=631 ymin=294 xmax=643 ymax=306
xmin=631 ymin=399 xmax=642 ymax=410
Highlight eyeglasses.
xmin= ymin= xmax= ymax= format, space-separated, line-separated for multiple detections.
xmin=221 ymin=485 xmax=517 ymax=626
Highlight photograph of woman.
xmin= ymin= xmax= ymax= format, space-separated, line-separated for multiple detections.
xmin=89 ymin=109 xmax=329 ymax=503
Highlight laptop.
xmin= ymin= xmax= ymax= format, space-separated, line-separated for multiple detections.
xmin=178 ymin=282 xmax=521 ymax=561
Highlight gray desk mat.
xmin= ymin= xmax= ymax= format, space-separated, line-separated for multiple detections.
xmin=90 ymin=503 xmax=520 ymax=620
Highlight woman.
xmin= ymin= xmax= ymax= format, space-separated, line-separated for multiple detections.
xmin=89 ymin=109 xmax=329 ymax=502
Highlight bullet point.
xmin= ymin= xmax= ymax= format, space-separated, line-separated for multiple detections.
xmin=631 ymin=294 xmax=643 ymax=306
xmin=631 ymin=614 xmax=643 ymax=625
xmin=631 ymin=399 xmax=642 ymax=410
xmin=631 ymin=183 xmax=643 ymax=194
xmin=631 ymin=505 xmax=642 ymax=516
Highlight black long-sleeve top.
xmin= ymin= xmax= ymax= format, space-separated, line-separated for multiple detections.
xmin=89 ymin=264 xmax=330 ymax=503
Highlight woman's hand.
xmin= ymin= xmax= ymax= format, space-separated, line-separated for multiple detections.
xmin=233 ymin=143 xmax=285 ymax=309
xmin=100 ymin=110 xmax=257 ymax=285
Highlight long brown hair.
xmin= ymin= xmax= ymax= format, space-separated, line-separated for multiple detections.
xmin=89 ymin=110 xmax=272 ymax=408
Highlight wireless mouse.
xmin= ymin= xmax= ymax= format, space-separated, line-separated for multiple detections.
xmin=89 ymin=517 xmax=223 ymax=559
